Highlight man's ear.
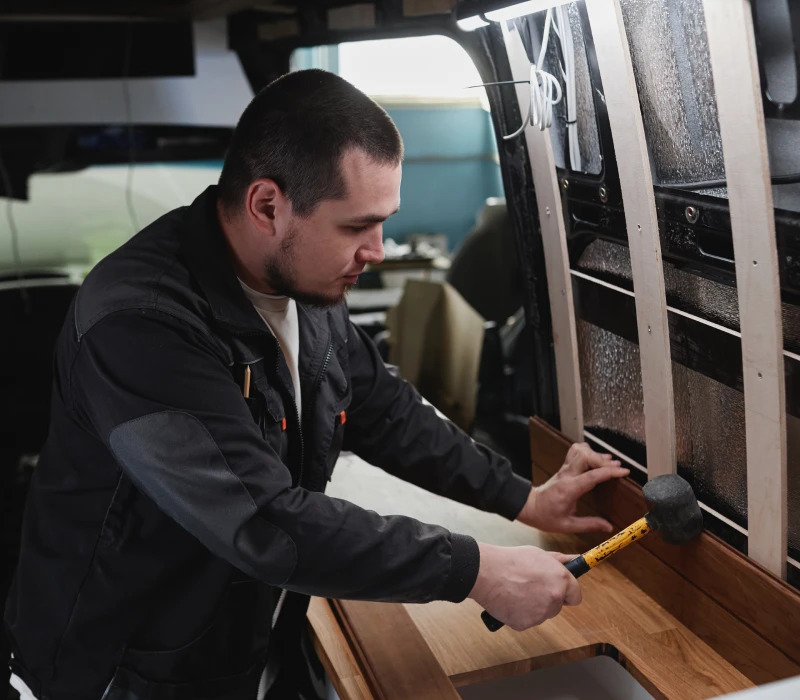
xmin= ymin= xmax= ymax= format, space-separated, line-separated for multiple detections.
xmin=245 ymin=179 xmax=289 ymax=235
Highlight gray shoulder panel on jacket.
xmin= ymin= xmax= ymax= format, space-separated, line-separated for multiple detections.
xmin=108 ymin=410 xmax=297 ymax=585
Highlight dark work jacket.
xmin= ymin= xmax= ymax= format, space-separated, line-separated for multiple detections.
xmin=4 ymin=186 xmax=531 ymax=700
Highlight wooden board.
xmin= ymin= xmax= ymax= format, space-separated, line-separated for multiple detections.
xmin=530 ymin=416 xmax=800 ymax=679
xmin=702 ymin=0 xmax=788 ymax=578
xmin=334 ymin=598 xmax=462 ymax=700
xmin=585 ymin=0 xmax=676 ymax=478
xmin=406 ymin=556 xmax=754 ymax=699
xmin=308 ymin=597 xmax=373 ymax=700
xmin=308 ymin=447 xmax=782 ymax=698
xmin=500 ymin=20 xmax=583 ymax=442
xmin=317 ymin=520 xmax=756 ymax=699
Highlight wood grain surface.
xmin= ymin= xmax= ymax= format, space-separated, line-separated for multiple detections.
xmin=406 ymin=532 xmax=753 ymax=699
xmin=335 ymin=598 xmax=462 ymax=700
xmin=530 ymin=417 xmax=800 ymax=682
xmin=307 ymin=425 xmax=799 ymax=698
xmin=308 ymin=597 xmax=373 ymax=700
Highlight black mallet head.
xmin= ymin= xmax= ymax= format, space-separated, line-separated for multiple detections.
xmin=643 ymin=474 xmax=704 ymax=545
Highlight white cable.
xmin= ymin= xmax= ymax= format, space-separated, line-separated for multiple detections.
xmin=502 ymin=9 xmax=563 ymax=139
xmin=554 ymin=5 xmax=582 ymax=172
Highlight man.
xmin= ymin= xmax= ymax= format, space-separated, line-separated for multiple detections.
xmin=5 ymin=69 xmax=628 ymax=700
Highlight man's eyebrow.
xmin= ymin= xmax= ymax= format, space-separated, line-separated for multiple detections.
xmin=345 ymin=206 xmax=400 ymax=225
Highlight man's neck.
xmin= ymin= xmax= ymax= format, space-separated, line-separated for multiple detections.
xmin=216 ymin=200 xmax=279 ymax=296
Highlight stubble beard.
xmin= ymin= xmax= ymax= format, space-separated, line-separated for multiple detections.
xmin=263 ymin=225 xmax=351 ymax=309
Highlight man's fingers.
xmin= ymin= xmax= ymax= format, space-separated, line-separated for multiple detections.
xmin=576 ymin=464 xmax=630 ymax=491
xmin=548 ymin=552 xmax=579 ymax=564
xmin=563 ymin=444 xmax=620 ymax=475
xmin=563 ymin=574 xmax=582 ymax=606
xmin=564 ymin=516 xmax=615 ymax=534
xmin=587 ymin=451 xmax=620 ymax=470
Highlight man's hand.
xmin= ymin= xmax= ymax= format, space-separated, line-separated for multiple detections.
xmin=517 ymin=442 xmax=630 ymax=534
xmin=469 ymin=543 xmax=581 ymax=631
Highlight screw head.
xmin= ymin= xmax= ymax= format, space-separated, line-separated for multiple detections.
xmin=685 ymin=206 xmax=699 ymax=224
xmin=599 ymin=186 xmax=608 ymax=203
xmin=562 ymin=179 xmax=570 ymax=191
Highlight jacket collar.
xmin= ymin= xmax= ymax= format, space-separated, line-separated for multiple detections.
xmin=181 ymin=187 xmax=334 ymax=381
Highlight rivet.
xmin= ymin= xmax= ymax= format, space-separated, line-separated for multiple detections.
xmin=561 ymin=179 xmax=569 ymax=191
xmin=599 ymin=186 xmax=608 ymax=203
xmin=685 ymin=206 xmax=699 ymax=224
xmin=753 ymin=260 xmax=758 ymax=266
xmin=546 ymin=207 xmax=551 ymax=217
xmin=637 ymin=224 xmax=642 ymax=232
xmin=758 ymin=372 xmax=763 ymax=379
xmin=647 ymin=326 xmax=651 ymax=333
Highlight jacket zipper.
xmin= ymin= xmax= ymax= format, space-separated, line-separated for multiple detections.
xmin=298 ymin=338 xmax=333 ymax=488
xmin=236 ymin=330 xmax=333 ymax=489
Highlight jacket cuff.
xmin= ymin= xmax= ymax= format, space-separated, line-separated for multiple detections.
xmin=438 ymin=534 xmax=480 ymax=603
xmin=495 ymin=473 xmax=533 ymax=521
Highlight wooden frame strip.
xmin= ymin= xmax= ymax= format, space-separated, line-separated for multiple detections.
xmin=530 ymin=417 xmax=800 ymax=677
xmin=585 ymin=0 xmax=676 ymax=478
xmin=500 ymin=19 xmax=584 ymax=442
xmin=702 ymin=0 xmax=788 ymax=577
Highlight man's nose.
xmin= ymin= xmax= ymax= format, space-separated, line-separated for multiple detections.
xmin=356 ymin=228 xmax=385 ymax=266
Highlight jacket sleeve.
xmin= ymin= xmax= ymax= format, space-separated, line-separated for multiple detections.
xmin=69 ymin=309 xmax=479 ymax=604
xmin=343 ymin=321 xmax=532 ymax=521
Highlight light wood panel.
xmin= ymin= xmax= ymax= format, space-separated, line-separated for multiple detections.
xmin=530 ymin=417 xmax=800 ymax=680
xmin=585 ymin=0 xmax=676 ymax=478
xmin=702 ymin=0 xmax=788 ymax=578
xmin=405 ymin=532 xmax=753 ymax=698
xmin=500 ymin=19 xmax=583 ymax=442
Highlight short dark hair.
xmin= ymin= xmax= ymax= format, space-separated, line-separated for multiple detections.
xmin=218 ymin=69 xmax=403 ymax=217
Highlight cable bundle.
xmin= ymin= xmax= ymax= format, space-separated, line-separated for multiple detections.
xmin=502 ymin=6 xmax=582 ymax=172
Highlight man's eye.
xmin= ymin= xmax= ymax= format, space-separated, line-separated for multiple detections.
xmin=349 ymin=225 xmax=369 ymax=233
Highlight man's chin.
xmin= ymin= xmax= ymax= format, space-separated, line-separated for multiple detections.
xmin=288 ymin=285 xmax=351 ymax=309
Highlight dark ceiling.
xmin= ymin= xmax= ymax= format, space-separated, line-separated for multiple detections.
xmin=0 ymin=0 xmax=399 ymax=20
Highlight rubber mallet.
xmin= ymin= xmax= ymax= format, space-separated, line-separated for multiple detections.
xmin=481 ymin=473 xmax=704 ymax=631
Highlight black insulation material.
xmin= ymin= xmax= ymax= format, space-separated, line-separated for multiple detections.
xmin=573 ymin=274 xmax=800 ymax=419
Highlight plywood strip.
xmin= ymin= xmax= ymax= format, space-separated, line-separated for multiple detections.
xmin=530 ymin=417 xmax=800 ymax=676
xmin=585 ymin=0 xmax=676 ymax=478
xmin=500 ymin=20 xmax=583 ymax=442
xmin=702 ymin=0 xmax=788 ymax=577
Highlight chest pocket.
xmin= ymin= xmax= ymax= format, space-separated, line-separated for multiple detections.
xmin=238 ymin=362 xmax=290 ymax=463
xmin=325 ymin=410 xmax=347 ymax=482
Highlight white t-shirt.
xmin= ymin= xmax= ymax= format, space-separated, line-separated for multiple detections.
xmin=239 ymin=280 xmax=300 ymax=696
xmin=239 ymin=280 xmax=302 ymax=419
xmin=10 ymin=670 xmax=35 ymax=700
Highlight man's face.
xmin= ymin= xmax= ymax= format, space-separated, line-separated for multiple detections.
xmin=264 ymin=149 xmax=401 ymax=307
